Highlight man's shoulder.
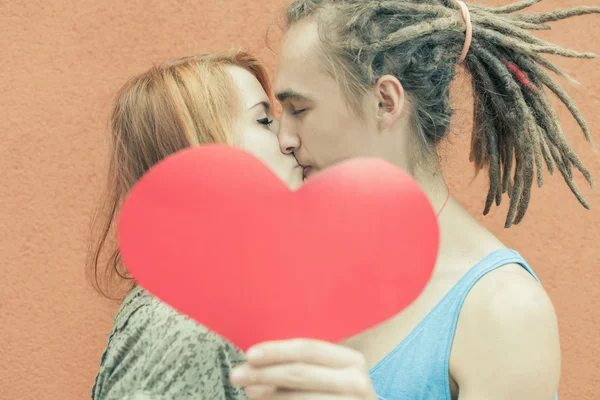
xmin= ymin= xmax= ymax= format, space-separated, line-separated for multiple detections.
xmin=454 ymin=262 xmax=558 ymax=344
xmin=449 ymin=262 xmax=561 ymax=396
xmin=465 ymin=262 xmax=555 ymax=322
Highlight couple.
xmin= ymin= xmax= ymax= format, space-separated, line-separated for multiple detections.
xmin=89 ymin=1 xmax=599 ymax=399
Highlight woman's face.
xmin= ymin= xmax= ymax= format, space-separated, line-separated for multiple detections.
xmin=226 ymin=66 xmax=303 ymax=190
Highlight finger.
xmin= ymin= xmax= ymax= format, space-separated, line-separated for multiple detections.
xmin=263 ymin=389 xmax=365 ymax=400
xmin=246 ymin=338 xmax=366 ymax=368
xmin=230 ymin=362 xmax=371 ymax=396
xmin=244 ymin=384 xmax=276 ymax=399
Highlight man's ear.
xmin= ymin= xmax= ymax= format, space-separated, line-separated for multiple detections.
xmin=374 ymin=74 xmax=406 ymax=130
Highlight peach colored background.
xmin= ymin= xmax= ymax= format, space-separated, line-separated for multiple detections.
xmin=1 ymin=0 xmax=599 ymax=399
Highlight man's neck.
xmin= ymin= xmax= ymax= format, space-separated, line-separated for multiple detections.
xmin=412 ymin=162 xmax=507 ymax=272
xmin=413 ymin=163 xmax=449 ymax=216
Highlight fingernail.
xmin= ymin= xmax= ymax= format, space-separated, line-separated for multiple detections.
xmin=246 ymin=347 xmax=264 ymax=362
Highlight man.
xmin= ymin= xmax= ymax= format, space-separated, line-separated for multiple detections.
xmin=229 ymin=1 xmax=598 ymax=399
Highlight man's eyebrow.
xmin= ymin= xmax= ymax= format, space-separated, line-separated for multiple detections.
xmin=276 ymin=90 xmax=312 ymax=103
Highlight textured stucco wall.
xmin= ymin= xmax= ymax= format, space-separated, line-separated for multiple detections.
xmin=1 ymin=0 xmax=598 ymax=399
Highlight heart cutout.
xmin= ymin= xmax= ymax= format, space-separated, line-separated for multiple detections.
xmin=118 ymin=145 xmax=439 ymax=351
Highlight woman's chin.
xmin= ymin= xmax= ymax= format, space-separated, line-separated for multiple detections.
xmin=285 ymin=170 xmax=304 ymax=191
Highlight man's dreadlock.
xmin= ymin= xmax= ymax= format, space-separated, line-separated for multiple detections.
xmin=285 ymin=0 xmax=599 ymax=227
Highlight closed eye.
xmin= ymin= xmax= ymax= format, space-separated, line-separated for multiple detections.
xmin=257 ymin=117 xmax=274 ymax=126
xmin=292 ymin=109 xmax=307 ymax=116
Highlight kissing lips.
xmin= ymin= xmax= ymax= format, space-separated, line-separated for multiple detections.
xmin=303 ymin=166 xmax=313 ymax=180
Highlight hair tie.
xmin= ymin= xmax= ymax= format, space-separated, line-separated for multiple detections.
xmin=456 ymin=1 xmax=472 ymax=64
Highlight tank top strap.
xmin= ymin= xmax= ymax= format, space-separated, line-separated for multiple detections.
xmin=443 ymin=248 xmax=537 ymax=327
xmin=369 ymin=249 xmax=556 ymax=400
xmin=454 ymin=249 xmax=538 ymax=297
xmin=437 ymin=248 xmax=541 ymax=374
xmin=417 ymin=249 xmax=537 ymax=328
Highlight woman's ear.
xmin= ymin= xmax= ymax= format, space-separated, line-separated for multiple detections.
xmin=374 ymin=74 xmax=406 ymax=131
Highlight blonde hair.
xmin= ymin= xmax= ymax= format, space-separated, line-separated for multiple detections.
xmin=88 ymin=51 xmax=271 ymax=299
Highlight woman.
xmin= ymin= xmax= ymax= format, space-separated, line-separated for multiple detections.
xmin=89 ymin=51 xmax=377 ymax=400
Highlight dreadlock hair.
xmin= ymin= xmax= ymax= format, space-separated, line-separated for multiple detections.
xmin=285 ymin=0 xmax=599 ymax=227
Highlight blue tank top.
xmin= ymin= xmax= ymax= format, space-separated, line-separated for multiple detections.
xmin=368 ymin=249 xmax=558 ymax=400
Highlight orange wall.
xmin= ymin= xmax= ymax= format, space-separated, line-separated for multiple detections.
xmin=1 ymin=0 xmax=598 ymax=398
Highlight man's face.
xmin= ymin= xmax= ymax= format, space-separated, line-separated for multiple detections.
xmin=275 ymin=19 xmax=380 ymax=180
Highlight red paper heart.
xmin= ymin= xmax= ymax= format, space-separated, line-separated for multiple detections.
xmin=118 ymin=145 xmax=438 ymax=351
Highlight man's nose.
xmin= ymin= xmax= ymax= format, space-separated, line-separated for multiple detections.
xmin=277 ymin=117 xmax=300 ymax=155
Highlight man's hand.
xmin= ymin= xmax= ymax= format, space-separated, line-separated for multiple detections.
xmin=229 ymin=338 xmax=378 ymax=400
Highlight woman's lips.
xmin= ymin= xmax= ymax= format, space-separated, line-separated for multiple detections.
xmin=303 ymin=166 xmax=312 ymax=179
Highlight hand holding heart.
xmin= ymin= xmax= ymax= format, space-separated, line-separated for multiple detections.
xmin=230 ymin=338 xmax=377 ymax=400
